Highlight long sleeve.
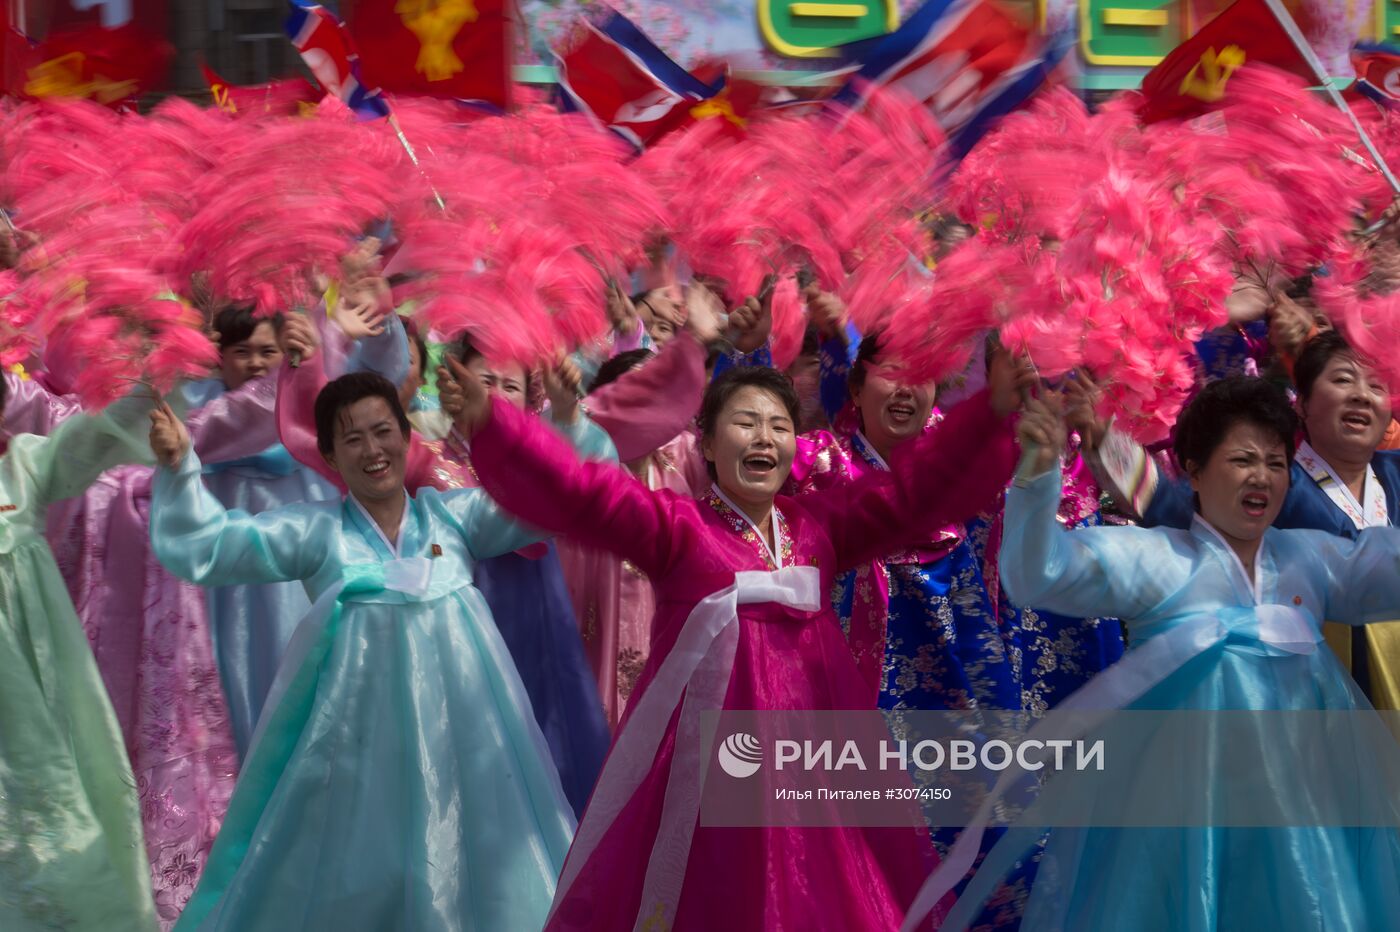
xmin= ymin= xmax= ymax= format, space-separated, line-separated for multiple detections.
xmin=13 ymin=392 xmax=156 ymax=505
xmin=999 ymin=465 xmax=1169 ymax=620
xmin=344 ymin=311 xmax=410 ymax=387
xmin=187 ymin=374 xmax=280 ymax=463
xmin=2 ymin=371 xmax=82 ymax=438
xmin=1316 ymin=527 xmax=1400 ymax=624
xmin=152 ymin=446 xmax=330 ymax=586
xmin=586 ymin=330 xmax=705 ymax=462
xmin=798 ymin=389 xmax=1018 ymax=571
xmin=275 ymin=356 xmax=342 ymax=489
xmin=1088 ymin=425 xmax=1192 ymax=527
xmin=470 ymin=396 xmax=684 ymax=578
xmin=436 ymin=486 xmax=548 ymax=561
xmin=818 ymin=324 xmax=858 ymax=424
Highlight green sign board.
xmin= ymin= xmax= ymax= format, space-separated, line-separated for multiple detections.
xmin=1079 ymin=0 xmax=1184 ymax=67
xmin=757 ymin=0 xmax=900 ymax=58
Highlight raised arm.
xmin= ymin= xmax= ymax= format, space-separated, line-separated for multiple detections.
xmin=151 ymin=441 xmax=329 ymax=587
xmin=586 ymin=330 xmax=707 ymax=462
xmin=1001 ymin=465 xmax=1169 ymax=619
xmin=468 ymin=395 xmax=683 ymax=579
xmin=2 ymin=370 xmax=81 ymax=438
xmin=11 ymin=392 xmax=157 ymax=504
xmin=798 ymin=388 xmax=1017 ymax=571
xmin=1085 ymin=424 xmax=1193 ymax=527
xmin=187 ymin=374 xmax=280 ymax=463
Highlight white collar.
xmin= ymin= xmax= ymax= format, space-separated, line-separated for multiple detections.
xmin=350 ymin=491 xmax=410 ymax=558
xmin=710 ymin=483 xmax=784 ymax=568
xmin=1192 ymin=514 xmax=1262 ymax=604
xmin=1295 ymin=441 xmax=1389 ymax=529
xmin=853 ymin=430 xmax=891 ymax=471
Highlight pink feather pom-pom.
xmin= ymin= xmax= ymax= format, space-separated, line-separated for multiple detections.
xmin=768 ymin=273 xmax=807 ymax=371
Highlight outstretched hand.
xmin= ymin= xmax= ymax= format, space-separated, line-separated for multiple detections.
xmin=438 ymin=356 xmax=491 ymax=440
xmin=331 ymin=293 xmax=388 ymax=342
xmin=149 ymin=402 xmax=191 ymax=469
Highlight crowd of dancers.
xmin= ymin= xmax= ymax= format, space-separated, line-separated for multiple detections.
xmin=5 ymin=62 xmax=1400 ymax=932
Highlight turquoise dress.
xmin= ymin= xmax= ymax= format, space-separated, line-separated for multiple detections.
xmin=0 ymin=395 xmax=158 ymax=931
xmin=152 ymin=448 xmax=574 ymax=931
xmin=909 ymin=464 xmax=1400 ymax=932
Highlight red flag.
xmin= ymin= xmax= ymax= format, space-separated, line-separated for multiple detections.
xmin=349 ymin=0 xmax=512 ymax=108
xmin=1138 ymin=0 xmax=1315 ymax=123
xmin=7 ymin=23 xmax=171 ymax=106
xmin=201 ymin=61 xmax=319 ymax=116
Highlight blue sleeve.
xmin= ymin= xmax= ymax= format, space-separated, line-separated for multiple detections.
xmin=346 ymin=312 xmax=410 ymax=387
xmin=1139 ymin=474 xmax=1196 ymax=530
xmin=710 ymin=343 xmax=775 ymax=381
xmin=819 ymin=322 xmax=860 ymax=423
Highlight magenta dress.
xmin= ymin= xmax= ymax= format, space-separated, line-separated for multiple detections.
xmin=557 ymin=331 xmax=713 ymax=728
xmin=470 ymin=391 xmax=1019 ymax=931
xmin=7 ymin=374 xmax=276 ymax=928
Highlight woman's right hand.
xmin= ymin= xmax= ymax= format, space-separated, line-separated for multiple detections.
xmin=149 ymin=402 xmax=191 ymax=469
xmin=439 ymin=356 xmax=491 ymax=440
xmin=280 ymin=312 xmax=319 ymax=364
xmin=1016 ymin=391 xmax=1067 ymax=479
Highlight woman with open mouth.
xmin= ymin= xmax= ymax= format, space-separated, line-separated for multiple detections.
xmin=448 ymin=351 xmax=1020 ymax=930
xmin=1087 ymin=330 xmax=1400 ymax=709
xmin=147 ymin=368 xmax=574 ymax=932
xmin=904 ymin=376 xmax=1400 ymax=932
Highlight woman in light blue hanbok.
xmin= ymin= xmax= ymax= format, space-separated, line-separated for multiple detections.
xmin=151 ymin=370 xmax=572 ymax=931
xmin=904 ymin=376 xmax=1400 ymax=932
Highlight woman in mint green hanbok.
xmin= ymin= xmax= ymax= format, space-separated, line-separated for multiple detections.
xmin=151 ymin=371 xmax=573 ymax=932
xmin=0 ymin=387 xmax=161 ymax=931
xmin=904 ymin=377 xmax=1400 ymax=932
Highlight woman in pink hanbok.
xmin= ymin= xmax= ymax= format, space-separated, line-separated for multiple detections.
xmin=449 ymin=352 xmax=1020 ymax=930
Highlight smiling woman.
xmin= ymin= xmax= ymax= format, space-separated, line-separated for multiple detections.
xmin=452 ymin=359 xmax=1021 ymax=930
xmin=146 ymin=372 xmax=575 ymax=932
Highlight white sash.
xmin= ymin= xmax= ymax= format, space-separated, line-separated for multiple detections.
xmin=1296 ymin=441 xmax=1389 ymax=530
xmin=545 ymin=565 xmax=822 ymax=931
xmin=900 ymin=604 xmax=1321 ymax=931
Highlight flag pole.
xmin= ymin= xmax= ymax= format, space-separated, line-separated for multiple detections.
xmin=1261 ymin=0 xmax=1400 ymax=195
xmin=386 ymin=111 xmax=447 ymax=213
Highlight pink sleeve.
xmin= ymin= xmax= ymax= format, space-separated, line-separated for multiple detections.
xmin=799 ymin=388 xmax=1018 ymax=572
xmin=610 ymin=318 xmax=647 ymax=355
xmin=586 ymin=331 xmax=705 ymax=462
xmin=787 ymin=431 xmax=848 ymax=493
xmin=3 ymin=372 xmax=81 ymax=437
xmin=274 ymin=354 xmax=346 ymax=492
xmin=470 ymin=396 xmax=683 ymax=578
xmin=188 ymin=375 xmax=281 ymax=463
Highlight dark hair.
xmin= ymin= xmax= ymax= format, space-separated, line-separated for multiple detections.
xmin=848 ymin=331 xmax=885 ymax=391
xmin=699 ymin=366 xmax=801 ymax=437
xmin=1292 ymin=329 xmax=1353 ymax=403
xmin=314 ymin=372 xmax=410 ymax=455
xmin=590 ymin=349 xmax=653 ymax=394
xmin=212 ymin=305 xmax=284 ymax=350
xmin=1173 ymin=376 xmax=1299 ymax=475
xmin=0 ymin=370 xmax=8 ymax=414
xmin=451 ymin=332 xmax=483 ymax=365
xmin=799 ymin=323 xmax=819 ymax=360
xmin=403 ymin=317 xmax=429 ymax=377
